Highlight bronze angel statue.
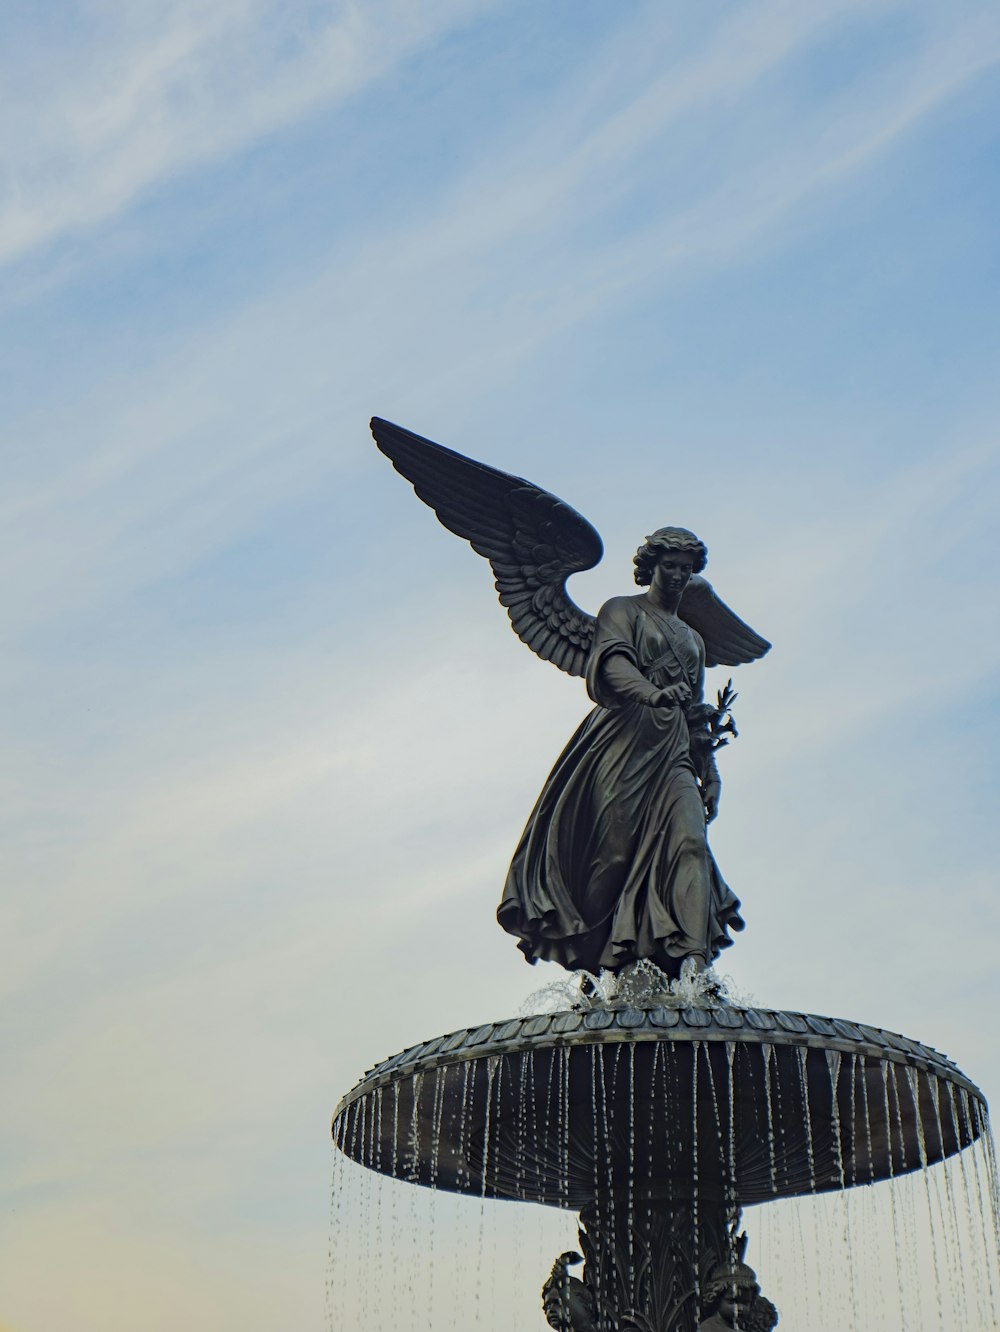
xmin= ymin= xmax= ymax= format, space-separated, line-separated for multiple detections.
xmin=371 ymin=418 xmax=770 ymax=981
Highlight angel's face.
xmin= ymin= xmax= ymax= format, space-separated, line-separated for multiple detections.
xmin=653 ymin=549 xmax=694 ymax=594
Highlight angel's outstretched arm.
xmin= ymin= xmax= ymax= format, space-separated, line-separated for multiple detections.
xmin=600 ymin=655 xmax=692 ymax=709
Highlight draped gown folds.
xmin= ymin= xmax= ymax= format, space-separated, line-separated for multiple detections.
xmin=497 ymin=594 xmax=744 ymax=975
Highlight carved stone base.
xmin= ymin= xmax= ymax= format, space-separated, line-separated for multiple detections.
xmin=542 ymin=1203 xmax=778 ymax=1332
xmin=581 ymin=1196 xmax=730 ymax=1331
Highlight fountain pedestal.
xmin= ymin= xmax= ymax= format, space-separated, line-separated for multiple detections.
xmin=574 ymin=1196 xmax=735 ymax=1331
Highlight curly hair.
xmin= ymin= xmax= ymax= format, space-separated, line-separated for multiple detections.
xmin=632 ymin=526 xmax=708 ymax=585
xmin=743 ymin=1295 xmax=779 ymax=1331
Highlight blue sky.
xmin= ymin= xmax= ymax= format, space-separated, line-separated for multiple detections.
xmin=2 ymin=2 xmax=1000 ymax=1328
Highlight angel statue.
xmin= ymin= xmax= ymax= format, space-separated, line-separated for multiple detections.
xmin=371 ymin=419 xmax=770 ymax=980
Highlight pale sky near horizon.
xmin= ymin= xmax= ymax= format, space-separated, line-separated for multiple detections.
xmin=2 ymin=3 xmax=1000 ymax=1329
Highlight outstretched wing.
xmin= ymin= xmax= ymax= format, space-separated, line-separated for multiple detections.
xmin=679 ymin=575 xmax=771 ymax=667
xmin=371 ymin=418 xmax=602 ymax=676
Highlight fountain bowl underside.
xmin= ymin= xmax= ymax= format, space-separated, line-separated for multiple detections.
xmin=333 ymin=1004 xmax=986 ymax=1210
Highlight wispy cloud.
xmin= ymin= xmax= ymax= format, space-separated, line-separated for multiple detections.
xmin=0 ymin=0 xmax=500 ymax=265
xmin=4 ymin=0 xmax=996 ymax=653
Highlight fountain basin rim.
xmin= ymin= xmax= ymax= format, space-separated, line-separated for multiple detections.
xmin=332 ymin=1003 xmax=984 ymax=1126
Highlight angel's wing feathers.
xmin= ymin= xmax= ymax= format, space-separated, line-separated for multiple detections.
xmin=679 ymin=575 xmax=771 ymax=668
xmin=371 ymin=418 xmax=601 ymax=675
xmin=371 ymin=418 xmax=770 ymax=675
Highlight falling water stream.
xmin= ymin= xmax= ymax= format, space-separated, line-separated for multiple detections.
xmin=329 ymin=980 xmax=1000 ymax=1330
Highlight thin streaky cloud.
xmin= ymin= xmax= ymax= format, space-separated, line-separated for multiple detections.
xmin=0 ymin=0 xmax=503 ymax=265
xmin=469 ymin=7 xmax=1000 ymax=332
xmin=354 ymin=0 xmax=899 ymax=272
xmin=2 ymin=2 xmax=993 ymax=643
xmin=0 ymin=0 xmax=992 ymax=418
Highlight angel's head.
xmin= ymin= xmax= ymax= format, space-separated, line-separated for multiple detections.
xmin=633 ymin=527 xmax=708 ymax=585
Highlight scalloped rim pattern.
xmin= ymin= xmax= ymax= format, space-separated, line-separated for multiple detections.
xmin=333 ymin=1005 xmax=985 ymax=1125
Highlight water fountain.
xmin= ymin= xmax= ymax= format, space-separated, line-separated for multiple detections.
xmin=330 ymin=419 xmax=999 ymax=1330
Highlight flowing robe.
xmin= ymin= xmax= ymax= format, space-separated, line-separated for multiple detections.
xmin=497 ymin=594 xmax=743 ymax=975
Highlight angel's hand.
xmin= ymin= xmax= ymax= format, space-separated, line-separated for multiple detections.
xmin=702 ymin=781 xmax=721 ymax=823
xmin=653 ymin=682 xmax=691 ymax=708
